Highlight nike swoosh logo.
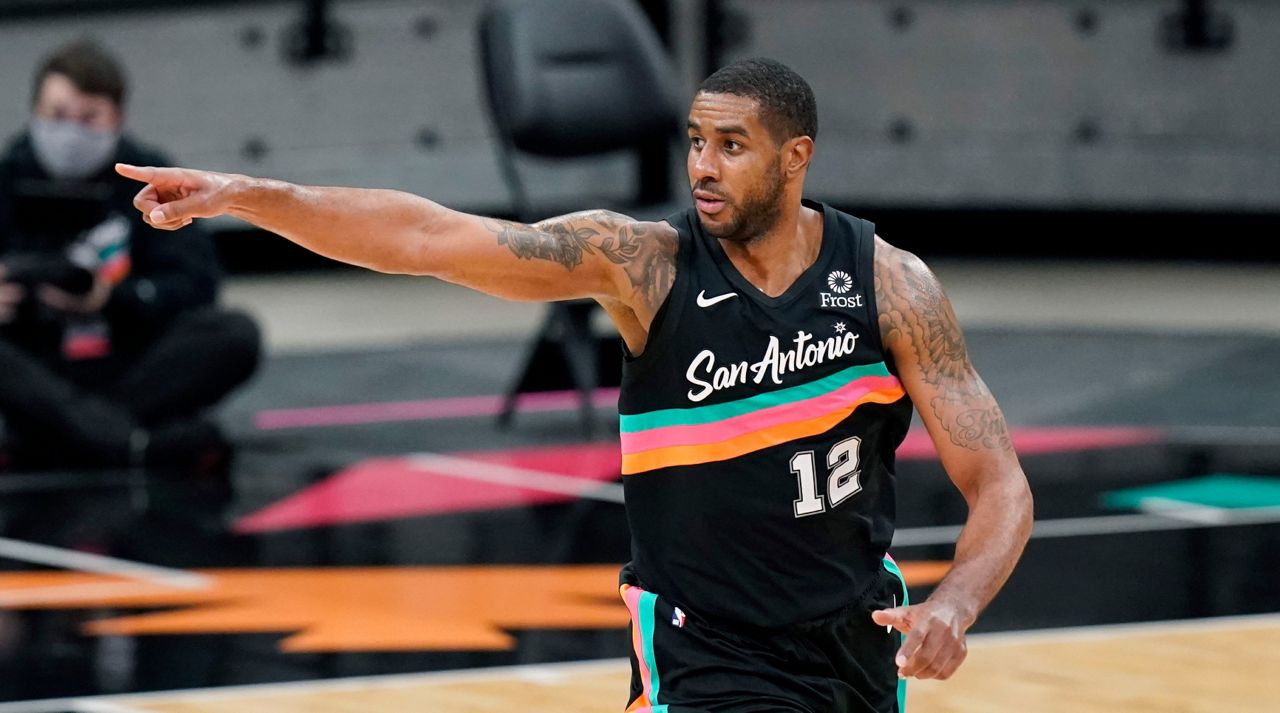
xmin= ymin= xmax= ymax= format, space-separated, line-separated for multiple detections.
xmin=696 ymin=290 xmax=738 ymax=308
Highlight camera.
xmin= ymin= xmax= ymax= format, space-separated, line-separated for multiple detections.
xmin=3 ymin=253 xmax=95 ymax=295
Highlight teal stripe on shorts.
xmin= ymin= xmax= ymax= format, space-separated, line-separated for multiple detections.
xmin=639 ymin=591 xmax=662 ymax=705
xmin=883 ymin=556 xmax=909 ymax=713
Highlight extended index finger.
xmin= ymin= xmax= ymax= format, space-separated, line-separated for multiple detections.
xmin=115 ymin=163 xmax=156 ymax=184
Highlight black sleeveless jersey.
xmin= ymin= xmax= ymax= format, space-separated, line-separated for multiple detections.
xmin=617 ymin=199 xmax=914 ymax=628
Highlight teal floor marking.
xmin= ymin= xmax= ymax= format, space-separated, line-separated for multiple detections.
xmin=1103 ymin=473 xmax=1280 ymax=510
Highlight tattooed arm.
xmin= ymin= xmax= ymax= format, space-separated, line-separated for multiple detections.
xmin=870 ymin=236 xmax=1033 ymax=681
xmin=111 ymin=165 xmax=678 ymax=343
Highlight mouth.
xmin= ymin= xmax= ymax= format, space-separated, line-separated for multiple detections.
xmin=693 ymin=190 xmax=726 ymax=216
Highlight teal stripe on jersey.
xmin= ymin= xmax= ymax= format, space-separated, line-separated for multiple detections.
xmin=619 ymin=361 xmax=891 ymax=433
xmin=639 ymin=591 xmax=662 ymax=705
xmin=883 ymin=557 xmax=909 ymax=713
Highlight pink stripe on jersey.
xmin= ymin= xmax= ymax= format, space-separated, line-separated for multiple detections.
xmin=620 ymin=374 xmax=902 ymax=454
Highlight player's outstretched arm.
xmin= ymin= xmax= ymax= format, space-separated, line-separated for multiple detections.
xmin=114 ymin=164 xmax=676 ymax=314
xmin=870 ymin=237 xmax=1034 ymax=681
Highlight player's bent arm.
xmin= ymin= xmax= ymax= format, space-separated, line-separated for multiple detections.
xmin=115 ymin=165 xmax=677 ymax=314
xmin=874 ymin=237 xmax=1033 ymax=628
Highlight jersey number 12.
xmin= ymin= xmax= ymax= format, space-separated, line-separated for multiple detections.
xmin=790 ymin=436 xmax=862 ymax=517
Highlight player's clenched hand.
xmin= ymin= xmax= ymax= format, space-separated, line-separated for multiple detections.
xmin=871 ymin=599 xmax=970 ymax=680
xmin=115 ymin=163 xmax=240 ymax=231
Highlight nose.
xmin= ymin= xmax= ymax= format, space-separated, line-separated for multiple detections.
xmin=689 ymin=145 xmax=720 ymax=184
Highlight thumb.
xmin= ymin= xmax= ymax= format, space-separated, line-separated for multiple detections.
xmin=149 ymin=194 xmax=207 ymax=225
xmin=871 ymin=606 xmax=913 ymax=632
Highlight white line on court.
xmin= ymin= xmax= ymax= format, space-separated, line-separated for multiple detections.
xmin=0 ymin=581 xmax=189 ymax=608
xmin=0 ymin=696 xmax=143 ymax=712
xmin=1137 ymin=496 xmax=1232 ymax=524
xmin=407 ymin=452 xmax=626 ymax=504
xmin=0 ymin=536 xmax=208 ymax=590
xmin=0 ymin=613 xmax=1275 ymax=712
xmin=70 ymin=700 xmax=152 ymax=713
xmin=0 ymin=658 xmax=633 ymax=712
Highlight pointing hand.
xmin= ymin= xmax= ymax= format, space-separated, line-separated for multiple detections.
xmin=115 ymin=163 xmax=241 ymax=231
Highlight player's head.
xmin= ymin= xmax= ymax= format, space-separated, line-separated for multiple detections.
xmin=686 ymin=57 xmax=817 ymax=243
xmin=28 ymin=38 xmax=126 ymax=179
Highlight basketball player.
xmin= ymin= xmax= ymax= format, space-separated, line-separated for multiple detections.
xmin=117 ymin=58 xmax=1032 ymax=713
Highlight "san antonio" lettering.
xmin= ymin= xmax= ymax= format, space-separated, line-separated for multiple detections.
xmin=685 ymin=330 xmax=860 ymax=402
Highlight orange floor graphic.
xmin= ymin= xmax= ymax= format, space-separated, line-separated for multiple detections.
xmin=0 ymin=561 xmax=950 ymax=652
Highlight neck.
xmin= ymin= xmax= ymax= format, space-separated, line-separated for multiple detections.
xmin=720 ymin=196 xmax=821 ymax=298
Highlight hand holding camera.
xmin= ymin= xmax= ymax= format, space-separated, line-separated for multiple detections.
xmin=0 ymin=254 xmax=98 ymax=323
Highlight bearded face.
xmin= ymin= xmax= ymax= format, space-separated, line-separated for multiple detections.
xmin=694 ymin=152 xmax=786 ymax=244
xmin=686 ymin=92 xmax=791 ymax=244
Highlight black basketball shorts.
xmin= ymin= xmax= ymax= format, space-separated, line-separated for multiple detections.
xmin=621 ymin=556 xmax=910 ymax=713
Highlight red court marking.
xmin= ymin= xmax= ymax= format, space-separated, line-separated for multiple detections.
xmin=254 ymin=388 xmax=621 ymax=430
xmin=234 ymin=443 xmax=622 ymax=533
xmin=235 ymin=428 xmax=1163 ymax=533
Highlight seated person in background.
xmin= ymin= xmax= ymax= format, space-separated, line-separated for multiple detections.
xmin=0 ymin=39 xmax=260 ymax=472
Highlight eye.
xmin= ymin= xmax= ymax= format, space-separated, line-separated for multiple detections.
xmin=724 ymin=140 xmax=741 ymax=152
xmin=689 ymin=136 xmax=705 ymax=149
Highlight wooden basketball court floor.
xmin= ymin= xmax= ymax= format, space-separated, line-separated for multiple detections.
xmin=0 ymin=613 xmax=1272 ymax=713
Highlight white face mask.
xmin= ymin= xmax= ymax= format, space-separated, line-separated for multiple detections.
xmin=28 ymin=118 xmax=120 ymax=180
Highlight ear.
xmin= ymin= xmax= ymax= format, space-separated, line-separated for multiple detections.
xmin=781 ymin=136 xmax=814 ymax=178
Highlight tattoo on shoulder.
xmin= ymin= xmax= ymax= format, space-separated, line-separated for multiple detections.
xmin=483 ymin=211 xmax=677 ymax=313
xmin=875 ymin=239 xmax=1013 ymax=452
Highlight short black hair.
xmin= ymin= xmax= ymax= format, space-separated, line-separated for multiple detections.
xmin=32 ymin=38 xmax=127 ymax=107
xmin=697 ymin=57 xmax=817 ymax=144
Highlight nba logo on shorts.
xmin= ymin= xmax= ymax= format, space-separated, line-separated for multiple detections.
xmin=671 ymin=607 xmax=686 ymax=628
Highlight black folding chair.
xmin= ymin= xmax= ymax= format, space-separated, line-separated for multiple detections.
xmin=478 ymin=0 xmax=683 ymax=436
